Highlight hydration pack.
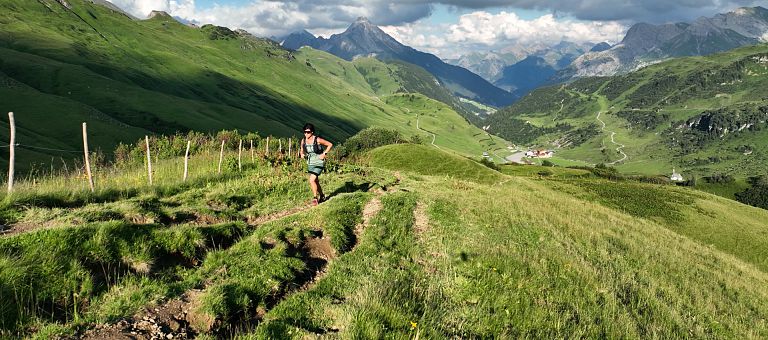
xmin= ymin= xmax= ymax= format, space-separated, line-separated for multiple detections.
xmin=305 ymin=136 xmax=325 ymax=155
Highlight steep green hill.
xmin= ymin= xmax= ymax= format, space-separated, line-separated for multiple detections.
xmin=0 ymin=0 xmax=502 ymax=170
xmin=488 ymin=44 xmax=768 ymax=177
xmin=2 ymin=143 xmax=767 ymax=338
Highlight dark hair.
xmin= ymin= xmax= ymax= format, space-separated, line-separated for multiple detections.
xmin=303 ymin=123 xmax=315 ymax=133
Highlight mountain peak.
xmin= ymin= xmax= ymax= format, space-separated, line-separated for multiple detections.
xmin=147 ymin=10 xmax=172 ymax=19
xmin=350 ymin=16 xmax=377 ymax=30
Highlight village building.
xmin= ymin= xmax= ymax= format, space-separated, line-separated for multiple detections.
xmin=670 ymin=169 xmax=684 ymax=182
xmin=525 ymin=150 xmax=554 ymax=159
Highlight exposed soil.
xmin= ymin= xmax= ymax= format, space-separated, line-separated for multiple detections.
xmin=304 ymin=236 xmax=336 ymax=261
xmin=1 ymin=221 xmax=60 ymax=237
xmin=413 ymin=201 xmax=430 ymax=236
xmin=80 ymin=290 xmax=203 ymax=340
xmin=355 ymin=194 xmax=382 ymax=239
xmin=246 ymin=202 xmax=312 ymax=226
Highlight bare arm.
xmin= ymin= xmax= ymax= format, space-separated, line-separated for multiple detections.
xmin=317 ymin=137 xmax=333 ymax=160
xmin=299 ymin=139 xmax=305 ymax=158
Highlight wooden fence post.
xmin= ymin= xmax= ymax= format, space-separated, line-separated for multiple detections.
xmin=82 ymin=123 xmax=94 ymax=192
xmin=288 ymin=138 xmax=292 ymax=159
xmin=278 ymin=138 xmax=282 ymax=155
xmin=145 ymin=136 xmax=153 ymax=185
xmin=250 ymin=139 xmax=254 ymax=162
xmin=218 ymin=140 xmax=225 ymax=174
xmin=183 ymin=140 xmax=191 ymax=182
xmin=265 ymin=136 xmax=270 ymax=156
xmin=238 ymin=139 xmax=243 ymax=172
xmin=7 ymin=112 xmax=14 ymax=193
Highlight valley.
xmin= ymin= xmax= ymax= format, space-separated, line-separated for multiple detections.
xmin=488 ymin=43 xmax=768 ymax=177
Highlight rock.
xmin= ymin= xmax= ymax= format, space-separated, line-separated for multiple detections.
xmin=168 ymin=320 xmax=181 ymax=332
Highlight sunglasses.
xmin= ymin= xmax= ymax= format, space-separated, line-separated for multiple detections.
xmin=303 ymin=130 xmax=312 ymax=134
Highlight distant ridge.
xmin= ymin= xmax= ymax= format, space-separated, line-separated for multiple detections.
xmin=282 ymin=17 xmax=517 ymax=108
xmin=561 ymin=6 xmax=768 ymax=79
xmin=88 ymin=0 xmax=137 ymax=19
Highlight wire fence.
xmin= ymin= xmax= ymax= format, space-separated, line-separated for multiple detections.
xmin=3 ymin=112 xmax=309 ymax=194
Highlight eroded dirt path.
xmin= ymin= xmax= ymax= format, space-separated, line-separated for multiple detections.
xmin=79 ymin=187 xmax=390 ymax=339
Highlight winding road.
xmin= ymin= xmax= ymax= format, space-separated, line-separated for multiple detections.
xmin=596 ymin=111 xmax=628 ymax=165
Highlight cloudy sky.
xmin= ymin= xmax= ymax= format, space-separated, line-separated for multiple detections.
xmin=109 ymin=0 xmax=765 ymax=58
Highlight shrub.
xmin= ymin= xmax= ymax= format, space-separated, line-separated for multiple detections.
xmin=703 ymin=173 xmax=735 ymax=184
xmin=736 ymin=176 xmax=768 ymax=210
xmin=343 ymin=128 xmax=406 ymax=155
xmin=478 ymin=157 xmax=500 ymax=171
xmin=541 ymin=160 xmax=555 ymax=167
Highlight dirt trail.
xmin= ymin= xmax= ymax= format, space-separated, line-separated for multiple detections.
xmin=416 ymin=116 xmax=440 ymax=149
xmin=413 ymin=201 xmax=429 ymax=236
xmin=80 ymin=189 xmax=389 ymax=339
xmin=596 ymin=111 xmax=628 ymax=165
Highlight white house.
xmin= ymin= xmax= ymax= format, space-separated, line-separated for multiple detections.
xmin=670 ymin=169 xmax=684 ymax=182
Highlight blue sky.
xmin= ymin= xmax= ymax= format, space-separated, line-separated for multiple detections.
xmin=108 ymin=0 xmax=764 ymax=58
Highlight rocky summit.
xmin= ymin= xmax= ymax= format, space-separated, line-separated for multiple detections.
xmin=561 ymin=6 xmax=768 ymax=79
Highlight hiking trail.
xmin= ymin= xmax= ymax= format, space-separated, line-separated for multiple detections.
xmin=595 ymin=111 xmax=628 ymax=165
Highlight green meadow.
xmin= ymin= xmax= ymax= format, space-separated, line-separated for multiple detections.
xmin=1 ymin=142 xmax=767 ymax=338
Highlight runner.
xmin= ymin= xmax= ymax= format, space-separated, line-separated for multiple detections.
xmin=299 ymin=123 xmax=333 ymax=205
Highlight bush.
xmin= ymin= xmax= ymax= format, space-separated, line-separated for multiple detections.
xmin=342 ymin=128 xmax=406 ymax=155
xmin=478 ymin=157 xmax=500 ymax=171
xmin=571 ymin=164 xmax=624 ymax=181
xmin=735 ymin=183 xmax=768 ymax=210
xmin=541 ymin=160 xmax=555 ymax=167
xmin=703 ymin=173 xmax=735 ymax=184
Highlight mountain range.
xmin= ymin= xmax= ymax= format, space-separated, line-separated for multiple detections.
xmin=280 ymin=17 xmax=517 ymax=108
xmin=560 ymin=6 xmax=768 ymax=79
xmin=446 ymin=41 xmax=596 ymax=84
xmin=491 ymin=41 xmax=595 ymax=96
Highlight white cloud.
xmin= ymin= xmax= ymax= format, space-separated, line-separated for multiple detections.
xmin=105 ymin=1 xmax=624 ymax=59
xmin=381 ymin=11 xmax=627 ymax=59
xmin=447 ymin=11 xmax=626 ymax=47
xmin=107 ymin=0 xmax=431 ymax=38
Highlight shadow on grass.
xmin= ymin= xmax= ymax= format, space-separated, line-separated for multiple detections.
xmin=327 ymin=181 xmax=372 ymax=200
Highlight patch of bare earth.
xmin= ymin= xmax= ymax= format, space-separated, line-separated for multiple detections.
xmin=80 ymin=290 xmax=205 ymax=340
xmin=246 ymin=202 xmax=312 ymax=225
xmin=1 ymin=222 xmax=44 ymax=237
xmin=355 ymin=194 xmax=383 ymax=238
xmin=413 ymin=201 xmax=429 ymax=236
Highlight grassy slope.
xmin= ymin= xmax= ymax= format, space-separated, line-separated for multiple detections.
xmin=0 ymin=0 xmax=501 ymax=170
xmin=489 ymin=44 xmax=768 ymax=177
xmin=248 ymin=144 xmax=768 ymax=337
xmin=1 ymin=144 xmax=768 ymax=338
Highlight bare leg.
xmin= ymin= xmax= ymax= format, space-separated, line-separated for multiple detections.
xmin=309 ymin=173 xmax=319 ymax=198
xmin=315 ymin=176 xmax=324 ymax=200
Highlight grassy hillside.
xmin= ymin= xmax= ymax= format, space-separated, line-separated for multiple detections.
xmin=488 ymin=44 xmax=768 ymax=177
xmin=0 ymin=0 xmax=502 ymax=170
xmin=1 ymin=143 xmax=767 ymax=338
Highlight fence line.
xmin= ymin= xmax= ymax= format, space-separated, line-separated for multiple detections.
xmin=3 ymin=112 xmax=312 ymax=192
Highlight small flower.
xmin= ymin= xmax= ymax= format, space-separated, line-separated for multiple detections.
xmin=410 ymin=321 xmax=418 ymax=330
